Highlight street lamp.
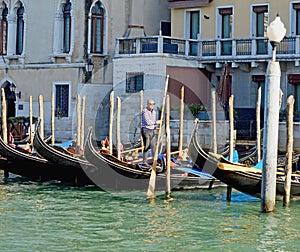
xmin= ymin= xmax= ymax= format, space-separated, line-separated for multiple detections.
xmin=261 ymin=15 xmax=286 ymax=213
xmin=9 ymin=83 xmax=21 ymax=99
xmin=9 ymin=83 xmax=16 ymax=92
xmin=85 ymin=58 xmax=94 ymax=82
xmin=267 ymin=15 xmax=286 ymax=61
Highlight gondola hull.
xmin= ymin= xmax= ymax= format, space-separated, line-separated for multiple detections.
xmin=0 ymin=136 xmax=61 ymax=181
xmin=84 ymin=127 xmax=223 ymax=191
xmin=188 ymin=119 xmax=300 ymax=199
xmin=32 ymin=122 xmax=97 ymax=186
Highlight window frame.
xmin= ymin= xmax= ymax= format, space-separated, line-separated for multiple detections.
xmin=16 ymin=3 xmax=24 ymax=55
xmin=288 ymin=74 xmax=300 ymax=111
xmin=53 ymin=82 xmax=71 ymax=118
xmin=63 ymin=0 xmax=72 ymax=53
xmin=216 ymin=6 xmax=233 ymax=55
xmin=250 ymin=4 xmax=269 ymax=37
xmin=88 ymin=1 xmax=107 ymax=55
xmin=216 ymin=6 xmax=234 ymax=39
xmin=0 ymin=5 xmax=7 ymax=55
xmin=126 ymin=72 xmax=144 ymax=93
xmin=184 ymin=9 xmax=201 ymax=39
xmin=291 ymin=1 xmax=300 ymax=36
xmin=52 ymin=0 xmax=74 ymax=59
xmin=252 ymin=75 xmax=266 ymax=109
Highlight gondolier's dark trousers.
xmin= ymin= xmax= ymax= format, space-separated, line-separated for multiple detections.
xmin=141 ymin=128 xmax=157 ymax=164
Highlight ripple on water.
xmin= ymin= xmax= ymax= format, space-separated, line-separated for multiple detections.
xmin=0 ymin=176 xmax=300 ymax=251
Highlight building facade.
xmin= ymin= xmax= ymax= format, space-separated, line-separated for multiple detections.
xmin=0 ymin=0 xmax=170 ymax=142
xmin=2 ymin=0 xmax=300 ymax=149
xmin=114 ymin=0 xmax=300 ymax=149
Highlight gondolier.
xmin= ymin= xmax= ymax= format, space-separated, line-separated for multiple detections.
xmin=141 ymin=98 xmax=161 ymax=166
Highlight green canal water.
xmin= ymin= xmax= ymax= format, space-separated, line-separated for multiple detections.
xmin=1 ymin=174 xmax=300 ymax=252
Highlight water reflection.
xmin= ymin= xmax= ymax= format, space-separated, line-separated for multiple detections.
xmin=1 ymin=176 xmax=300 ymax=251
xmin=257 ymin=211 xmax=300 ymax=251
xmin=144 ymin=197 xmax=181 ymax=243
xmin=217 ymin=194 xmax=300 ymax=251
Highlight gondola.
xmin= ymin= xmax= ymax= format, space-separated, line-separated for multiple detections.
xmin=32 ymin=120 xmax=97 ymax=186
xmin=188 ymin=119 xmax=300 ymax=199
xmin=237 ymin=144 xmax=300 ymax=168
xmin=0 ymin=133 xmax=60 ymax=181
xmin=0 ymin=125 xmax=93 ymax=185
xmin=84 ymin=126 xmax=223 ymax=191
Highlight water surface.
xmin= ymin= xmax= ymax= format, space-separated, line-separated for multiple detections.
xmin=0 ymin=174 xmax=299 ymax=252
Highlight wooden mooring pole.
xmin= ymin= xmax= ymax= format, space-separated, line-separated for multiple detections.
xmin=226 ymin=94 xmax=234 ymax=201
xmin=80 ymin=96 xmax=86 ymax=152
xmin=256 ymin=87 xmax=261 ymax=162
xmin=76 ymin=94 xmax=81 ymax=152
xmin=51 ymin=92 xmax=55 ymax=146
xmin=137 ymin=90 xmax=143 ymax=159
xmin=178 ymin=86 xmax=184 ymax=157
xmin=2 ymin=88 xmax=8 ymax=178
xmin=109 ymin=91 xmax=114 ymax=154
xmin=1 ymin=88 xmax=7 ymax=144
xmin=283 ymin=95 xmax=294 ymax=207
xmin=38 ymin=95 xmax=44 ymax=140
xmin=29 ymin=96 xmax=33 ymax=145
xmin=116 ymin=96 xmax=121 ymax=160
xmin=166 ymin=95 xmax=171 ymax=197
xmin=211 ymin=88 xmax=217 ymax=154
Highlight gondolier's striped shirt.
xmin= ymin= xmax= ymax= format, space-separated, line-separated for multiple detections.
xmin=141 ymin=108 xmax=157 ymax=130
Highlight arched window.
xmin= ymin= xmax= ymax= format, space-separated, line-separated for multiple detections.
xmin=63 ymin=0 xmax=71 ymax=53
xmin=0 ymin=4 xmax=7 ymax=55
xmin=91 ymin=1 xmax=105 ymax=54
xmin=16 ymin=3 xmax=24 ymax=55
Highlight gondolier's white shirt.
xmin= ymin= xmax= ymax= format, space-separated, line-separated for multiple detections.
xmin=141 ymin=108 xmax=156 ymax=130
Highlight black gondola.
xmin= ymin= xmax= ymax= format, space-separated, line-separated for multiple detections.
xmin=84 ymin=126 xmax=223 ymax=191
xmin=188 ymin=119 xmax=300 ymax=199
xmin=0 ymin=134 xmax=60 ymax=181
xmin=32 ymin=120 xmax=97 ymax=186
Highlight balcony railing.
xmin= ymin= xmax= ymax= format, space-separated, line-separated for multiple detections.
xmin=115 ymin=35 xmax=300 ymax=63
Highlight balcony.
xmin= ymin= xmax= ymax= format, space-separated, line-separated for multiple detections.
xmin=115 ymin=35 xmax=299 ymax=65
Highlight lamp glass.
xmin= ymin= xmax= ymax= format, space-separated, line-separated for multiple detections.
xmin=267 ymin=16 xmax=286 ymax=43
xmin=85 ymin=59 xmax=94 ymax=73
xmin=10 ymin=83 xmax=16 ymax=92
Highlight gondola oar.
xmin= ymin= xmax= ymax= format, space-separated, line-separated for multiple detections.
xmin=146 ymin=75 xmax=169 ymax=198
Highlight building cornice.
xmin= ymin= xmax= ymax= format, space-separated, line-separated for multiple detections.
xmin=168 ymin=0 xmax=211 ymax=9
